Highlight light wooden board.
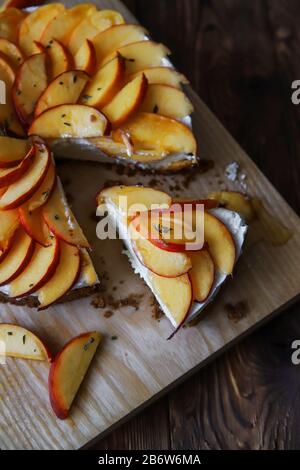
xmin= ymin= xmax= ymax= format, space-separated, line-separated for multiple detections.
xmin=1 ymin=0 xmax=300 ymax=450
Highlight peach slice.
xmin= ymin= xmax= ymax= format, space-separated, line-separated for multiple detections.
xmin=68 ymin=8 xmax=125 ymax=55
xmin=0 ymin=137 xmax=30 ymax=168
xmin=0 ymin=323 xmax=52 ymax=362
xmin=0 ymin=7 xmax=25 ymax=44
xmin=0 ymin=55 xmax=24 ymax=136
xmin=150 ymin=272 xmax=192 ymax=326
xmin=0 ymin=229 xmax=34 ymax=286
xmin=102 ymin=41 xmax=171 ymax=72
xmin=98 ymin=185 xmax=172 ymax=217
xmin=74 ymin=39 xmax=96 ymax=75
xmin=128 ymin=67 xmax=189 ymax=89
xmin=40 ymin=3 xmax=97 ymax=47
xmin=80 ymin=54 xmax=125 ymax=109
xmin=102 ymin=74 xmax=148 ymax=128
xmin=91 ymin=24 xmax=147 ymax=66
xmin=37 ymin=240 xmax=81 ymax=309
xmin=140 ymin=84 xmax=194 ymax=119
xmin=0 ymin=145 xmax=34 ymax=188
xmin=26 ymin=161 xmax=56 ymax=212
xmin=12 ymin=52 xmax=48 ymax=126
xmin=115 ymin=112 xmax=197 ymax=157
xmin=208 ymin=191 xmax=255 ymax=223
xmin=28 ymin=104 xmax=109 ymax=138
xmin=46 ymin=39 xmax=73 ymax=80
xmin=43 ymin=179 xmax=90 ymax=248
xmin=18 ymin=206 xmax=52 ymax=247
xmin=0 ymin=141 xmax=51 ymax=210
xmin=0 ymin=38 xmax=23 ymax=69
xmin=0 ymin=209 xmax=19 ymax=243
xmin=18 ymin=3 xmax=66 ymax=57
xmin=204 ymin=211 xmax=236 ymax=274
xmin=9 ymin=235 xmax=60 ymax=297
xmin=34 ymin=70 xmax=89 ymax=117
xmin=130 ymin=222 xmax=191 ymax=278
xmin=80 ymin=248 xmax=98 ymax=286
xmin=188 ymin=250 xmax=215 ymax=302
xmin=48 ymin=331 xmax=101 ymax=419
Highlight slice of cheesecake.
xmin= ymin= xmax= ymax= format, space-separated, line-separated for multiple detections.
xmin=0 ymin=136 xmax=99 ymax=310
xmin=97 ymin=185 xmax=247 ymax=336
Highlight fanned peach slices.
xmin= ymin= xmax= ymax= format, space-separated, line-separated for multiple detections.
xmin=98 ymin=186 xmax=248 ymax=335
xmin=0 ymin=2 xmax=196 ymax=171
xmin=0 ymin=136 xmax=99 ymax=309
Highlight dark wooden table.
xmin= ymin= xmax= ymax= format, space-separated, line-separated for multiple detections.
xmin=92 ymin=0 xmax=300 ymax=450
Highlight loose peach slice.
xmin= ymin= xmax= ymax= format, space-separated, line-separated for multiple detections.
xmin=130 ymin=222 xmax=192 ymax=278
xmin=46 ymin=39 xmax=73 ymax=80
xmin=48 ymin=331 xmax=101 ymax=419
xmin=128 ymin=67 xmax=189 ymax=89
xmin=9 ymin=235 xmax=60 ymax=297
xmin=35 ymin=70 xmax=89 ymax=117
xmin=103 ymin=41 xmax=171 ymax=73
xmin=98 ymin=185 xmax=172 ymax=217
xmin=102 ymin=74 xmax=148 ymax=128
xmin=0 ymin=141 xmax=50 ymax=210
xmin=68 ymin=9 xmax=125 ymax=55
xmin=208 ymin=191 xmax=255 ymax=223
xmin=80 ymin=54 xmax=125 ymax=109
xmin=26 ymin=161 xmax=56 ymax=212
xmin=0 ymin=323 xmax=52 ymax=362
xmin=40 ymin=4 xmax=97 ymax=47
xmin=0 ymin=229 xmax=34 ymax=286
xmin=140 ymin=84 xmax=194 ymax=119
xmin=12 ymin=52 xmax=48 ymax=126
xmin=204 ymin=212 xmax=236 ymax=275
xmin=115 ymin=112 xmax=197 ymax=156
xmin=0 ymin=7 xmax=25 ymax=44
xmin=28 ymin=104 xmax=109 ymax=138
xmin=0 ymin=145 xmax=34 ymax=188
xmin=18 ymin=206 xmax=52 ymax=247
xmin=0 ymin=38 xmax=23 ymax=69
xmin=189 ymin=250 xmax=215 ymax=302
xmin=18 ymin=3 xmax=66 ymax=57
xmin=91 ymin=24 xmax=147 ymax=66
xmin=150 ymin=272 xmax=192 ymax=326
xmin=74 ymin=39 xmax=96 ymax=75
xmin=0 ymin=209 xmax=19 ymax=243
xmin=0 ymin=137 xmax=30 ymax=168
xmin=37 ymin=241 xmax=81 ymax=309
xmin=43 ymin=179 xmax=90 ymax=248
xmin=0 ymin=55 xmax=24 ymax=136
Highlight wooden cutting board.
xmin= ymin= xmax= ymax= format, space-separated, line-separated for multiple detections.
xmin=1 ymin=0 xmax=300 ymax=450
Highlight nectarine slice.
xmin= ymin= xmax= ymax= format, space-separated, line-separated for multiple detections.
xmin=0 ymin=137 xmax=30 ymax=168
xmin=189 ymin=250 xmax=215 ymax=302
xmin=0 ymin=208 xmax=19 ymax=243
xmin=48 ymin=331 xmax=101 ymax=419
xmin=204 ymin=211 xmax=236 ymax=274
xmin=103 ymin=41 xmax=170 ymax=73
xmin=74 ymin=39 xmax=96 ymax=75
xmin=128 ymin=67 xmax=189 ymax=89
xmin=0 ymin=8 xmax=25 ymax=44
xmin=18 ymin=206 xmax=52 ymax=247
xmin=91 ymin=24 xmax=147 ymax=66
xmin=0 ymin=323 xmax=52 ymax=362
xmin=0 ymin=229 xmax=34 ymax=286
xmin=34 ymin=70 xmax=89 ymax=117
xmin=28 ymin=104 xmax=109 ymax=138
xmin=150 ymin=272 xmax=192 ymax=326
xmin=37 ymin=241 xmax=81 ymax=309
xmin=0 ymin=38 xmax=23 ymax=69
xmin=140 ymin=84 xmax=194 ymax=119
xmin=80 ymin=249 xmax=98 ymax=286
xmin=43 ymin=179 xmax=90 ymax=248
xmin=80 ymin=54 xmax=125 ymax=109
xmin=9 ymin=235 xmax=60 ymax=297
xmin=12 ymin=52 xmax=48 ymax=125
xmin=46 ymin=39 xmax=73 ymax=80
xmin=18 ymin=3 xmax=65 ymax=57
xmin=116 ymin=112 xmax=197 ymax=156
xmin=26 ymin=161 xmax=56 ymax=212
xmin=0 ymin=145 xmax=34 ymax=188
xmin=102 ymin=74 xmax=148 ymax=128
xmin=68 ymin=8 xmax=125 ymax=55
xmin=208 ymin=191 xmax=255 ymax=223
xmin=0 ymin=141 xmax=51 ymax=210
xmin=0 ymin=55 xmax=24 ymax=135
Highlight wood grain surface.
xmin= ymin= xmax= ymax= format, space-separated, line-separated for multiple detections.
xmin=0 ymin=0 xmax=300 ymax=450
xmin=95 ymin=0 xmax=300 ymax=450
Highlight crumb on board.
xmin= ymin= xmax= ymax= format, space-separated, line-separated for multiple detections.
xmin=224 ymin=301 xmax=249 ymax=323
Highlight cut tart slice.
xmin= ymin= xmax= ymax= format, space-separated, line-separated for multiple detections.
xmin=0 ymin=136 xmax=99 ymax=308
xmin=98 ymin=185 xmax=247 ymax=334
